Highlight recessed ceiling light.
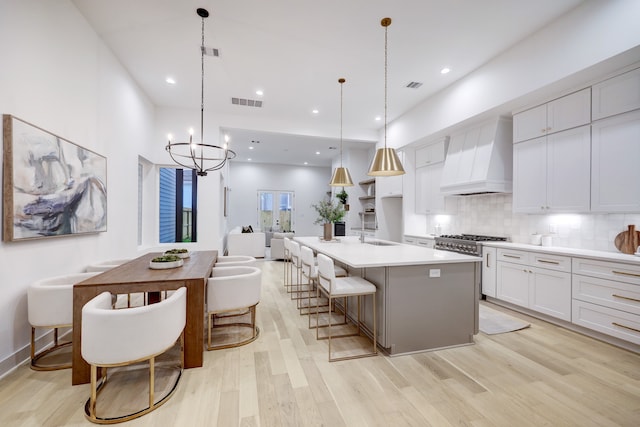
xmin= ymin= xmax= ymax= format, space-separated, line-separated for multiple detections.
xmin=315 ymin=151 xmax=320 ymax=155
xmin=304 ymin=162 xmax=308 ymax=165
xmin=166 ymin=77 xmax=176 ymax=85
xmin=441 ymin=67 xmax=451 ymax=74
xmin=256 ymin=90 xmax=264 ymax=96
xmin=375 ymin=116 xmax=381 ymax=121
xmin=312 ymin=109 xmax=319 ymax=114
xmin=248 ymin=158 xmax=252 ymax=161
xmin=249 ymin=146 xmax=254 ymax=150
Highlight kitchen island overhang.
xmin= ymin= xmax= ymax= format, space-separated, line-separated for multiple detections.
xmin=294 ymin=236 xmax=482 ymax=356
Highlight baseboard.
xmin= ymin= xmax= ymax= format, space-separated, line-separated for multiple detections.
xmin=0 ymin=328 xmax=71 ymax=380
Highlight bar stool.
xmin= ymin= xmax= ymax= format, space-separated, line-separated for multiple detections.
xmin=283 ymin=237 xmax=292 ymax=291
xmin=316 ymin=253 xmax=377 ymax=362
xmin=288 ymin=241 xmax=307 ymax=301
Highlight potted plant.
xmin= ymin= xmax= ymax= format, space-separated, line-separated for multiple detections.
xmin=311 ymin=199 xmax=346 ymax=241
xmin=336 ymin=189 xmax=349 ymax=211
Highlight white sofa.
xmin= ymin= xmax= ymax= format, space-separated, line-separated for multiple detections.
xmin=227 ymin=227 xmax=265 ymax=258
xmin=270 ymin=232 xmax=295 ymax=260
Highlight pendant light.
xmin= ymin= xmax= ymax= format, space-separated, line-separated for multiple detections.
xmin=329 ymin=78 xmax=354 ymax=187
xmin=367 ymin=17 xmax=405 ymax=177
xmin=165 ymin=8 xmax=236 ymax=176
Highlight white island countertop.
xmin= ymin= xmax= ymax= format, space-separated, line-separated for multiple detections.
xmin=294 ymin=236 xmax=480 ymax=268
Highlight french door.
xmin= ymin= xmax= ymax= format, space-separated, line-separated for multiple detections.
xmin=258 ymin=191 xmax=294 ymax=232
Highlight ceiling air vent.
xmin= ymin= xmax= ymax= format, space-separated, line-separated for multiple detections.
xmin=232 ymin=98 xmax=263 ymax=108
xmin=406 ymin=81 xmax=423 ymax=89
xmin=201 ymin=46 xmax=219 ymax=57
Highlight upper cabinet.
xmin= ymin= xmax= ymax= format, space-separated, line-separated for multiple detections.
xmin=415 ymin=138 xmax=446 ymax=167
xmin=513 ymin=88 xmax=591 ymax=143
xmin=591 ymin=109 xmax=640 ymax=213
xmin=592 ymin=67 xmax=640 ymax=120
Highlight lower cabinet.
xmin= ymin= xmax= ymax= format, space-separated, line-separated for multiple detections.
xmin=572 ymin=258 xmax=640 ymax=344
xmin=496 ymin=248 xmax=571 ymax=321
xmin=481 ymin=246 xmax=497 ymax=297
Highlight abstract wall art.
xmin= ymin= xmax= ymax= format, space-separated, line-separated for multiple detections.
xmin=2 ymin=115 xmax=107 ymax=241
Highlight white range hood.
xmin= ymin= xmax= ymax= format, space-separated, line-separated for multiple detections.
xmin=440 ymin=116 xmax=513 ymax=195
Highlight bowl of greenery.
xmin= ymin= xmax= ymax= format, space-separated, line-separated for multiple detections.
xmin=164 ymin=248 xmax=190 ymax=258
xmin=149 ymin=254 xmax=184 ymax=269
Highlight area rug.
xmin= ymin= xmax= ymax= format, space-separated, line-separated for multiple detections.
xmin=479 ymin=304 xmax=530 ymax=335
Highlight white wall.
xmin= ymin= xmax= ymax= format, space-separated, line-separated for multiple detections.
xmin=228 ymin=162 xmax=332 ymax=237
xmin=0 ymin=0 xmax=156 ymax=372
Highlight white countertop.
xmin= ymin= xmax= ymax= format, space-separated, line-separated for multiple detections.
xmin=294 ymin=236 xmax=480 ymax=268
xmin=482 ymin=241 xmax=640 ymax=265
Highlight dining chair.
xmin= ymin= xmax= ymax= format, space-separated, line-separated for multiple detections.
xmin=315 ymin=253 xmax=378 ymax=362
xmin=86 ymin=258 xmax=138 ymax=307
xmin=214 ymin=255 xmax=257 ymax=267
xmin=28 ymin=272 xmax=101 ymax=371
xmin=206 ymin=265 xmax=262 ymax=350
xmin=81 ymin=287 xmax=187 ymax=424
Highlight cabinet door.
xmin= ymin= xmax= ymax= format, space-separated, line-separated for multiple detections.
xmin=513 ymin=137 xmax=547 ymax=212
xmin=546 ymin=125 xmax=591 ymax=211
xmin=547 ymin=88 xmax=591 ymax=134
xmin=529 ymin=267 xmax=571 ymax=321
xmin=592 ymin=67 xmax=640 ymax=120
xmin=415 ymin=139 xmax=446 ymax=167
xmin=497 ymin=262 xmax=529 ymax=307
xmin=482 ymin=247 xmax=497 ymax=297
xmin=591 ymin=109 xmax=640 ymax=212
xmin=415 ymin=163 xmax=445 ymax=214
xmin=514 ymin=104 xmax=547 ymax=142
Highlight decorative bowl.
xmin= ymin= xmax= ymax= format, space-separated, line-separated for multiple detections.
xmin=149 ymin=254 xmax=184 ymax=269
xmin=164 ymin=248 xmax=190 ymax=259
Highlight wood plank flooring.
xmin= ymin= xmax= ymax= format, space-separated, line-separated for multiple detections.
xmin=1 ymin=259 xmax=639 ymax=426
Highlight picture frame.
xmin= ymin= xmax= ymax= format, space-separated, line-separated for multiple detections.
xmin=2 ymin=115 xmax=107 ymax=241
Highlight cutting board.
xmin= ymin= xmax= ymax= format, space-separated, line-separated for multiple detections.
xmin=614 ymin=224 xmax=640 ymax=254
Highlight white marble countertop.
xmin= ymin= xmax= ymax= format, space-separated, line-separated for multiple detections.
xmin=482 ymin=241 xmax=640 ymax=265
xmin=294 ymin=236 xmax=480 ymax=268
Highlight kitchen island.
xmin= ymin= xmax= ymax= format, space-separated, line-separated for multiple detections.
xmin=294 ymin=236 xmax=481 ymax=355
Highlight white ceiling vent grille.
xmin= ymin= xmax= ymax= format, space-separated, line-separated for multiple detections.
xmin=201 ymin=46 xmax=219 ymax=57
xmin=406 ymin=81 xmax=423 ymax=89
xmin=232 ymin=98 xmax=263 ymax=108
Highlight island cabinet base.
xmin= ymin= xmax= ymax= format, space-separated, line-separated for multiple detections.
xmin=360 ymin=263 xmax=478 ymax=356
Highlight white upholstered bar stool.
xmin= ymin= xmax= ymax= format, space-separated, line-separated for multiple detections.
xmin=27 ymin=271 xmax=101 ymax=371
xmin=299 ymin=246 xmax=348 ymax=321
xmin=283 ymin=237 xmax=292 ymax=291
xmin=81 ymin=287 xmax=187 ymax=424
xmin=206 ymin=266 xmax=262 ymax=350
xmin=214 ymin=255 xmax=256 ymax=267
xmin=288 ymin=241 xmax=309 ymax=301
xmin=316 ymin=253 xmax=377 ymax=362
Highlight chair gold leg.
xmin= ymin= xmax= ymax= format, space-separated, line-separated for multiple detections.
xmin=149 ymin=357 xmax=155 ymax=409
xmin=30 ymin=326 xmax=72 ymax=371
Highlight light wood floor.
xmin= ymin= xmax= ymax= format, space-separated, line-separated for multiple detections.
xmin=1 ymin=259 xmax=639 ymax=426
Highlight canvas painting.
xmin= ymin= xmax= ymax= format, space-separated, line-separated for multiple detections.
xmin=3 ymin=115 xmax=107 ymax=241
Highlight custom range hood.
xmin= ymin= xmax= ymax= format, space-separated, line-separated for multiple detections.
xmin=440 ymin=116 xmax=513 ymax=195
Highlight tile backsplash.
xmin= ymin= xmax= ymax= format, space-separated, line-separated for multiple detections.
xmin=424 ymin=193 xmax=640 ymax=253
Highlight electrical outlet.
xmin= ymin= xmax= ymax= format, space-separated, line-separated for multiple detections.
xmin=549 ymin=224 xmax=558 ymax=234
xmin=429 ymin=269 xmax=441 ymax=278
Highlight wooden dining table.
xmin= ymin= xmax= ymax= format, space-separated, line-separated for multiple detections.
xmin=71 ymin=250 xmax=217 ymax=385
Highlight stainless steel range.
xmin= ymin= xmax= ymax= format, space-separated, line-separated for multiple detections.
xmin=434 ymin=234 xmax=507 ymax=256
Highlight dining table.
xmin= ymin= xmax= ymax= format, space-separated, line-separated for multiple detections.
xmin=71 ymin=250 xmax=217 ymax=385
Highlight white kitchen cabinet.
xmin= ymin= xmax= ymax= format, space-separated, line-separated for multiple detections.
xmin=376 ymin=151 xmax=404 ymax=197
xmin=513 ymin=88 xmax=591 ymax=142
xmin=403 ymin=235 xmax=434 ymax=248
xmin=513 ymin=125 xmax=591 ymax=213
xmin=415 ymin=138 xmax=447 ymax=168
xmin=572 ymin=257 xmax=640 ymax=345
xmin=496 ymin=248 xmax=572 ymax=321
xmin=481 ymin=246 xmax=497 ymax=298
xmin=591 ymin=109 xmax=640 ymax=212
xmin=592 ymin=67 xmax=640 ymax=120
xmin=415 ymin=162 xmax=448 ymax=214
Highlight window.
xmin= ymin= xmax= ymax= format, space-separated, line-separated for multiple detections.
xmin=159 ymin=168 xmax=198 ymax=242
xmin=258 ymin=190 xmax=294 ymax=231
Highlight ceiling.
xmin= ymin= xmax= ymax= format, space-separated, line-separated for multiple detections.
xmin=71 ymin=0 xmax=584 ymax=167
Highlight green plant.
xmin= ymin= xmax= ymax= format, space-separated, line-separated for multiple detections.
xmin=336 ymin=189 xmax=348 ymax=205
xmin=151 ymin=255 xmax=181 ymax=263
xmin=311 ymin=199 xmax=345 ymax=224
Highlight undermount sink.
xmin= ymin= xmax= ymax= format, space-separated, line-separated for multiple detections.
xmin=365 ymin=241 xmax=396 ymax=246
